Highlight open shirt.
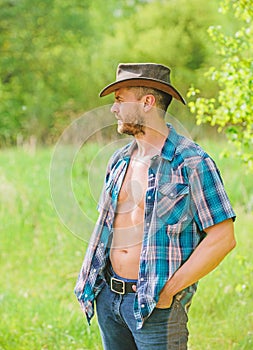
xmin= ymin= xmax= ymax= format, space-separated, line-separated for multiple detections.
xmin=74 ymin=123 xmax=236 ymax=330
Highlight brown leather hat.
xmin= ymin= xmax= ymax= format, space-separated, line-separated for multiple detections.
xmin=99 ymin=63 xmax=186 ymax=104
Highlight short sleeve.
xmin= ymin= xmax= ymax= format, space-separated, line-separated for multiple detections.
xmin=189 ymin=155 xmax=236 ymax=232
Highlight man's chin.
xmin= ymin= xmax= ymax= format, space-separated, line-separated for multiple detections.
xmin=117 ymin=125 xmax=135 ymax=136
xmin=117 ymin=122 xmax=125 ymax=135
xmin=117 ymin=122 xmax=145 ymax=136
xmin=117 ymin=122 xmax=131 ymax=135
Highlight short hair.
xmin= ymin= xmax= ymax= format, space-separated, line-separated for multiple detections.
xmin=128 ymin=87 xmax=172 ymax=114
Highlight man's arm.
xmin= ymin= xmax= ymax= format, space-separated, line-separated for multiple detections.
xmin=156 ymin=218 xmax=236 ymax=308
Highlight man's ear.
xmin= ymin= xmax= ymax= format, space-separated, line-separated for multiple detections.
xmin=143 ymin=94 xmax=156 ymax=112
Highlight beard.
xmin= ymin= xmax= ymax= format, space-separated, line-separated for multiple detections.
xmin=117 ymin=106 xmax=145 ymax=136
xmin=117 ymin=121 xmax=145 ymax=136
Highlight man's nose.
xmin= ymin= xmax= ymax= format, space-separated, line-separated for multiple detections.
xmin=111 ymin=102 xmax=119 ymax=114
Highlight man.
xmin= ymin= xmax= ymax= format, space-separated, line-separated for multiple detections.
xmin=75 ymin=63 xmax=236 ymax=349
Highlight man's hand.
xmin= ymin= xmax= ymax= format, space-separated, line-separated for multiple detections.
xmin=156 ymin=287 xmax=173 ymax=309
xmin=132 ymin=284 xmax=173 ymax=309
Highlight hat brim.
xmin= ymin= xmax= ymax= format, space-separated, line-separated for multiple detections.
xmin=99 ymin=77 xmax=186 ymax=105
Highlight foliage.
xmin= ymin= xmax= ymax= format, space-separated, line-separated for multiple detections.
xmin=0 ymin=0 xmax=143 ymax=145
xmin=0 ymin=0 xmax=238 ymax=146
xmin=187 ymin=0 xmax=253 ymax=171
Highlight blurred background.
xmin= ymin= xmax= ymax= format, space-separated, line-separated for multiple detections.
xmin=0 ymin=0 xmax=249 ymax=145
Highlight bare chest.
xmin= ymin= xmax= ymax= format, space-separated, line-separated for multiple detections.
xmin=117 ymin=156 xmax=149 ymax=209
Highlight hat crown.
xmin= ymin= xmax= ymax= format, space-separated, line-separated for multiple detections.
xmin=117 ymin=63 xmax=171 ymax=84
xmin=99 ymin=62 xmax=185 ymax=104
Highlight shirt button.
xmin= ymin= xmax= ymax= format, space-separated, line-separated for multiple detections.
xmin=170 ymin=193 xmax=174 ymax=197
xmin=93 ymin=268 xmax=96 ymax=273
xmin=147 ymin=196 xmax=151 ymax=200
xmin=146 ymin=223 xmax=150 ymax=227
xmin=100 ymin=242 xmax=104 ymax=247
xmin=141 ymin=304 xmax=145 ymax=308
xmin=85 ymin=294 xmax=88 ymax=298
xmin=140 ymin=277 xmax=144 ymax=282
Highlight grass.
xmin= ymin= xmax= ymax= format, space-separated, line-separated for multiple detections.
xmin=0 ymin=138 xmax=252 ymax=350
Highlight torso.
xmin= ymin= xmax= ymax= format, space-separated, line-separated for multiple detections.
xmin=110 ymin=151 xmax=150 ymax=279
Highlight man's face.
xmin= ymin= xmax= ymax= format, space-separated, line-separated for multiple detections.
xmin=111 ymin=88 xmax=145 ymax=136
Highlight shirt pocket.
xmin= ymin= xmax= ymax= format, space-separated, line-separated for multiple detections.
xmin=156 ymin=182 xmax=190 ymax=224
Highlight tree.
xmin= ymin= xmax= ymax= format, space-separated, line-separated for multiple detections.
xmin=0 ymin=0 xmax=143 ymax=145
xmin=0 ymin=0 xmax=241 ymax=145
xmin=187 ymin=0 xmax=253 ymax=171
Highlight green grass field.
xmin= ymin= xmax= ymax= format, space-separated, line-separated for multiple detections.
xmin=0 ymin=139 xmax=252 ymax=350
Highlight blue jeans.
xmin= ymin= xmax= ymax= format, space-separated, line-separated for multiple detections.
xmin=96 ymin=281 xmax=189 ymax=350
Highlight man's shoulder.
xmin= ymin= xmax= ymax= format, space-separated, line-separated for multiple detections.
xmin=166 ymin=124 xmax=209 ymax=165
xmin=175 ymin=134 xmax=208 ymax=161
xmin=174 ymin=137 xmax=222 ymax=181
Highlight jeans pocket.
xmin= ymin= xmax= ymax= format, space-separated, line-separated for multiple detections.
xmin=172 ymin=298 xmax=189 ymax=324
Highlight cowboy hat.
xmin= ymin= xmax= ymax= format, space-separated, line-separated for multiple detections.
xmin=99 ymin=63 xmax=186 ymax=105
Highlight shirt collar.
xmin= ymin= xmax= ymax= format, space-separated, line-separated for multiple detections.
xmin=118 ymin=139 xmax=137 ymax=159
xmin=160 ymin=123 xmax=180 ymax=161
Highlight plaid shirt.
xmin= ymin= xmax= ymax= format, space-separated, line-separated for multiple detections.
xmin=74 ymin=124 xmax=236 ymax=330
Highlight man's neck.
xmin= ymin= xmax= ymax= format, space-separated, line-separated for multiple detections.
xmin=134 ymin=122 xmax=169 ymax=158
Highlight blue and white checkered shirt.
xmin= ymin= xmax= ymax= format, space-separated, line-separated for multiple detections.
xmin=74 ymin=124 xmax=236 ymax=329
